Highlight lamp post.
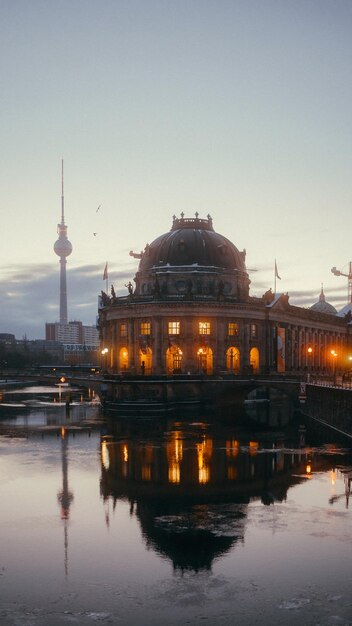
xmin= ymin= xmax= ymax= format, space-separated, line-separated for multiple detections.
xmin=197 ymin=348 xmax=204 ymax=374
xmin=331 ymin=349 xmax=337 ymax=385
xmin=101 ymin=347 xmax=109 ymax=371
xmin=58 ymin=376 xmax=66 ymax=403
xmin=347 ymin=355 xmax=352 ymax=388
xmin=307 ymin=346 xmax=313 ymax=382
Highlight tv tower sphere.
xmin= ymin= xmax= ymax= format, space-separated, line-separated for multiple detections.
xmin=54 ymin=228 xmax=72 ymax=257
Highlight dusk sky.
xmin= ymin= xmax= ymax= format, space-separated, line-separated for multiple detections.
xmin=1 ymin=0 xmax=352 ymax=339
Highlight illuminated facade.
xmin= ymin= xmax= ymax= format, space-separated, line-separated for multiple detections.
xmin=98 ymin=214 xmax=351 ymax=376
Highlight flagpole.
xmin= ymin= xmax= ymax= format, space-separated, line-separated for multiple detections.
xmin=274 ymin=261 xmax=276 ymax=295
xmin=103 ymin=262 xmax=109 ymax=293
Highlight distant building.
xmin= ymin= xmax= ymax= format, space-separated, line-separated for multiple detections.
xmin=0 ymin=333 xmax=16 ymax=346
xmin=45 ymin=321 xmax=99 ymax=363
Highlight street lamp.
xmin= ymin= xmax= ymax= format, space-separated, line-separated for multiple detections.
xmin=101 ymin=347 xmax=109 ymax=370
xmin=197 ymin=348 xmax=204 ymax=374
xmin=306 ymin=346 xmax=313 ymax=381
xmin=331 ymin=349 xmax=338 ymax=385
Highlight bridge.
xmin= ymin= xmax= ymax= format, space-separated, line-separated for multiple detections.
xmin=2 ymin=371 xmax=352 ymax=438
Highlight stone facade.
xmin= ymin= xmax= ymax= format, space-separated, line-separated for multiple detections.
xmin=98 ymin=215 xmax=351 ymax=377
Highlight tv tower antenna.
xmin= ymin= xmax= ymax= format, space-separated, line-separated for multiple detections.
xmin=54 ymin=160 xmax=73 ymax=324
xmin=331 ymin=262 xmax=352 ymax=304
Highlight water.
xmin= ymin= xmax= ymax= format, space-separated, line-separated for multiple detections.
xmin=0 ymin=384 xmax=352 ymax=625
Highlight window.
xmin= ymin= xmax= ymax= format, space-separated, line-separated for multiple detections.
xmin=168 ymin=321 xmax=180 ymax=335
xmin=199 ymin=321 xmax=211 ymax=335
xmin=140 ymin=322 xmax=151 ymax=336
xmin=120 ymin=323 xmax=127 ymax=338
xmin=250 ymin=324 xmax=257 ymax=338
xmin=228 ymin=322 xmax=239 ymax=336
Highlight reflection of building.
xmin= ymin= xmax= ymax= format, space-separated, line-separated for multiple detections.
xmin=98 ymin=214 xmax=351 ymax=377
xmin=99 ymin=418 xmax=321 ymax=571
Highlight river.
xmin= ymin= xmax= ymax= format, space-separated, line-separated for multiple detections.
xmin=0 ymin=383 xmax=351 ymax=625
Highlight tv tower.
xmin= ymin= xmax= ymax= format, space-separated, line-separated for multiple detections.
xmin=54 ymin=160 xmax=72 ymax=324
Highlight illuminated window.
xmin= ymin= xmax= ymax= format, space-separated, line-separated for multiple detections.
xmin=228 ymin=322 xmax=239 ymax=336
xmin=250 ymin=324 xmax=257 ymax=338
xmin=140 ymin=322 xmax=151 ymax=335
xmin=120 ymin=323 xmax=127 ymax=337
xmin=168 ymin=321 xmax=180 ymax=335
xmin=199 ymin=321 xmax=211 ymax=335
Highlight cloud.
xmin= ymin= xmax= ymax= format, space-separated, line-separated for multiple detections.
xmin=0 ymin=261 xmax=137 ymax=340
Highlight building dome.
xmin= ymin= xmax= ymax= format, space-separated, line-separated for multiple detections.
xmin=133 ymin=214 xmax=250 ymax=301
xmin=310 ymin=287 xmax=337 ymax=315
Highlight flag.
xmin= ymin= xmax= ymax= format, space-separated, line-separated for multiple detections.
xmin=103 ymin=262 xmax=108 ymax=281
xmin=275 ymin=260 xmax=281 ymax=280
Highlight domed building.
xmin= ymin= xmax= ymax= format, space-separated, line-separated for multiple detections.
xmin=98 ymin=214 xmax=351 ymax=378
xmin=310 ymin=287 xmax=337 ymax=315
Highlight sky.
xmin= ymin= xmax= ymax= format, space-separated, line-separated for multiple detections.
xmin=1 ymin=0 xmax=352 ymax=339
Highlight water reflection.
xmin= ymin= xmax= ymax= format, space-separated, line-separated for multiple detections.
xmin=100 ymin=416 xmax=351 ymax=572
xmin=0 ymin=383 xmax=101 ymax=428
xmin=57 ymin=427 xmax=74 ymax=576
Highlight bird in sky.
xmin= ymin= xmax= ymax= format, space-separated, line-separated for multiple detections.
xmin=96 ymin=205 xmax=101 ymax=213
xmin=93 ymin=232 xmax=97 ymax=236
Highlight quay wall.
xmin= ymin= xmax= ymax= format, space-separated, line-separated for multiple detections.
xmin=304 ymin=384 xmax=352 ymax=439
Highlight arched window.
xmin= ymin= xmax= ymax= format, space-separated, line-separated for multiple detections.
xmin=139 ymin=347 xmax=152 ymax=375
xmin=119 ymin=347 xmax=129 ymax=371
xmin=226 ymin=347 xmax=240 ymax=373
xmin=249 ymin=347 xmax=260 ymax=374
xmin=197 ymin=346 xmax=213 ymax=374
xmin=166 ymin=345 xmax=183 ymax=375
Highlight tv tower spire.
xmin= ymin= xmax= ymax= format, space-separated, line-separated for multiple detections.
xmin=54 ymin=160 xmax=72 ymax=324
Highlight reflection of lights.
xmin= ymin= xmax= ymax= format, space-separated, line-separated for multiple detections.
xmin=168 ymin=463 xmax=180 ymax=484
xmin=141 ymin=465 xmax=151 ymax=481
xmin=227 ymin=466 xmax=237 ymax=480
xmin=101 ymin=441 xmax=110 ymax=470
xmin=226 ymin=439 xmax=239 ymax=457
xmin=249 ymin=441 xmax=259 ymax=456
xmin=330 ymin=469 xmax=337 ymax=485
xmin=122 ymin=444 xmax=128 ymax=463
xmin=61 ymin=426 xmax=66 ymax=438
xmin=197 ymin=438 xmax=212 ymax=484
xmin=306 ymin=462 xmax=312 ymax=476
xmin=142 ymin=444 xmax=154 ymax=464
xmin=166 ymin=432 xmax=183 ymax=484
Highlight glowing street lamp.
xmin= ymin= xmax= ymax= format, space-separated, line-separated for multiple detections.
xmin=307 ymin=346 xmax=313 ymax=369
xmin=331 ymin=349 xmax=338 ymax=384
xmin=101 ymin=347 xmax=109 ymax=370
xmin=197 ymin=347 xmax=204 ymax=374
